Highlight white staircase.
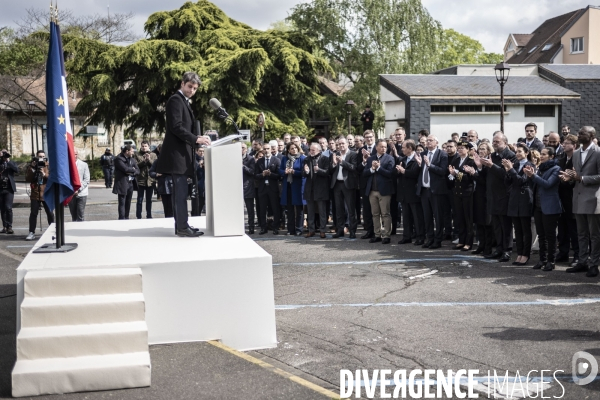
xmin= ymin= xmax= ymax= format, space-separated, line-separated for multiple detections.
xmin=12 ymin=268 xmax=151 ymax=397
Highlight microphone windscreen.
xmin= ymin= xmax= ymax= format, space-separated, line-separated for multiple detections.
xmin=209 ymin=98 xmax=221 ymax=110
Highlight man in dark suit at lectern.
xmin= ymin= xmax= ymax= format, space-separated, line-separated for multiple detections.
xmin=156 ymin=72 xmax=211 ymax=237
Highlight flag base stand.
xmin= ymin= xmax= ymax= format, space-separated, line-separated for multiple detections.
xmin=33 ymin=243 xmax=78 ymax=253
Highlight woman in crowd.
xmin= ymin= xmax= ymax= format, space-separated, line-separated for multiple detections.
xmin=465 ymin=142 xmax=494 ymax=256
xmin=524 ymin=147 xmax=562 ymax=271
xmin=448 ymin=139 xmax=477 ymax=251
xmin=280 ymin=143 xmax=306 ymax=236
xmin=503 ymin=143 xmax=534 ymax=266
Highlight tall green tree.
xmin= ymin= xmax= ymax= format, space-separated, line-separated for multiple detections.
xmin=438 ymin=29 xmax=503 ymax=69
xmin=65 ymin=1 xmax=331 ymax=140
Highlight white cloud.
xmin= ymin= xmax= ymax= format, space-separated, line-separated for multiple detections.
xmin=0 ymin=0 xmax=593 ymax=52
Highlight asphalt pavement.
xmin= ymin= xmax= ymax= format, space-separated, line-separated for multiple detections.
xmin=0 ymin=185 xmax=599 ymax=399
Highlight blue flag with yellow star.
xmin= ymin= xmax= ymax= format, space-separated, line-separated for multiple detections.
xmin=44 ymin=21 xmax=81 ymax=211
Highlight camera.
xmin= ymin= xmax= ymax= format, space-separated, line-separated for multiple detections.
xmin=0 ymin=151 xmax=10 ymax=160
xmin=32 ymin=156 xmax=47 ymax=168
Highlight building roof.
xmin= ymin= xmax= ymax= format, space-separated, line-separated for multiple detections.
xmin=380 ymin=74 xmax=580 ymax=98
xmin=512 ymin=34 xmax=534 ymax=47
xmin=506 ymin=9 xmax=584 ymax=64
xmin=318 ymin=76 xmax=349 ymax=96
xmin=539 ymin=64 xmax=600 ymax=80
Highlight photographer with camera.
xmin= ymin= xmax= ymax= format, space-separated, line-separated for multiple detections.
xmin=100 ymin=148 xmax=115 ymax=188
xmin=134 ymin=141 xmax=157 ymax=219
xmin=25 ymin=150 xmax=54 ymax=241
xmin=113 ymin=145 xmax=140 ymax=220
xmin=0 ymin=150 xmax=18 ymax=234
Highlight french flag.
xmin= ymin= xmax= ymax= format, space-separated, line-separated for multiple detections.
xmin=44 ymin=20 xmax=81 ymax=210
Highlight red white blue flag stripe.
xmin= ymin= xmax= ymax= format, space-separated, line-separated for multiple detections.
xmin=44 ymin=20 xmax=81 ymax=210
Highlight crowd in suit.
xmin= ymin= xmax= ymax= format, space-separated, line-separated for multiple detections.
xmin=239 ymin=124 xmax=600 ymax=279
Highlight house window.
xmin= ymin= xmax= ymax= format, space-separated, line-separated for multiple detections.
xmin=507 ymin=41 xmax=515 ymax=51
xmin=455 ymin=105 xmax=482 ymax=112
xmin=542 ymin=43 xmax=553 ymax=51
xmin=528 ymin=46 xmax=538 ymax=54
xmin=431 ymin=105 xmax=453 ymax=113
xmin=485 ymin=105 xmax=507 ymax=112
xmin=524 ymin=105 xmax=555 ymax=117
xmin=571 ymin=37 xmax=584 ymax=53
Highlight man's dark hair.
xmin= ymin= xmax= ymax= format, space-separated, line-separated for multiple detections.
xmin=544 ymin=146 xmax=555 ymax=157
xmin=182 ymin=72 xmax=201 ymax=86
xmin=122 ymin=144 xmax=133 ymax=153
xmin=403 ymin=139 xmax=416 ymax=151
xmin=36 ymin=150 xmax=45 ymax=156
xmin=563 ymin=134 xmax=578 ymax=146
xmin=375 ymin=138 xmax=388 ymax=146
xmin=446 ymin=140 xmax=457 ymax=145
xmin=140 ymin=140 xmax=149 ymax=146
xmin=418 ymin=129 xmax=429 ymax=137
xmin=252 ymin=139 xmax=263 ymax=145
xmin=525 ymin=122 xmax=537 ymax=131
xmin=299 ymin=136 xmax=306 ymax=140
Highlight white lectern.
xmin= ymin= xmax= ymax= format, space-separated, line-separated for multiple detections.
xmin=204 ymin=142 xmax=245 ymax=236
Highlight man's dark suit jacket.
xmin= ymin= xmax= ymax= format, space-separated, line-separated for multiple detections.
xmin=526 ymin=137 xmax=545 ymax=152
xmin=357 ymin=145 xmax=377 ymax=192
xmin=395 ymin=155 xmax=420 ymax=204
xmin=255 ymin=156 xmax=281 ymax=196
xmin=156 ymin=92 xmax=198 ymax=176
xmin=417 ymin=148 xmax=448 ymax=195
xmin=242 ymin=154 xmax=256 ymax=199
xmin=112 ymin=153 xmax=139 ymax=195
xmin=329 ymin=150 xmax=358 ymax=190
xmin=487 ymin=147 xmax=517 ymax=215
xmin=449 ymin=156 xmax=477 ymax=196
xmin=557 ymin=154 xmax=575 ymax=214
xmin=302 ymin=154 xmax=330 ymax=201
xmin=362 ymin=152 xmax=395 ymax=196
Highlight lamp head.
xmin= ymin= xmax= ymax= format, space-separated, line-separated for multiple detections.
xmin=494 ymin=62 xmax=511 ymax=84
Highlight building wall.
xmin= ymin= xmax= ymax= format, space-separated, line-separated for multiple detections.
xmin=562 ymin=9 xmax=590 ymax=64
xmin=563 ymin=81 xmax=600 ymax=130
xmin=589 ymin=8 xmax=600 ymax=64
xmin=429 ymin=104 xmax=559 ymax=144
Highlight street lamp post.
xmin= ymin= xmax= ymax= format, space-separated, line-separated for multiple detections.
xmin=27 ymin=101 xmax=36 ymax=157
xmin=494 ymin=62 xmax=511 ymax=133
xmin=345 ymin=100 xmax=355 ymax=136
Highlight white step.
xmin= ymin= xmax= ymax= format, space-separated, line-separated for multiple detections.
xmin=17 ymin=321 xmax=148 ymax=360
xmin=12 ymin=352 xmax=151 ymax=397
xmin=21 ymin=293 xmax=145 ymax=328
xmin=24 ymin=268 xmax=143 ymax=298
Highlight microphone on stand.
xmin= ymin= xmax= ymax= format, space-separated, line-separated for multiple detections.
xmin=209 ymin=98 xmax=229 ymax=119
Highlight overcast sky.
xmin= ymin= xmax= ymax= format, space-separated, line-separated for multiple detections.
xmin=0 ymin=0 xmax=594 ymax=53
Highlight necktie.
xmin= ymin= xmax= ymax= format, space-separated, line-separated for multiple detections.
xmin=423 ymin=152 xmax=430 ymax=185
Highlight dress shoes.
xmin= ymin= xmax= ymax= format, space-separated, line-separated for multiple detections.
xmin=188 ymin=226 xmax=200 ymax=232
xmin=532 ymin=261 xmax=545 ymax=270
xmin=259 ymin=229 xmax=268 ymax=235
xmin=571 ymin=257 xmax=580 ymax=267
xmin=460 ymin=246 xmax=471 ymax=252
xmin=422 ymin=241 xmax=433 ymax=248
xmin=566 ymin=263 xmax=588 ymax=273
xmin=429 ymin=242 xmax=442 ymax=249
xmin=382 ymin=238 xmax=390 ymax=244
xmin=248 ymin=229 xmax=255 ymax=234
xmin=320 ymin=232 xmax=326 ymax=238
xmin=414 ymin=240 xmax=424 ymax=246
xmin=369 ymin=237 xmax=382 ymax=243
xmin=498 ymin=252 xmax=511 ymax=262
xmin=349 ymin=232 xmax=356 ymax=239
xmin=452 ymin=245 xmax=464 ymax=250
xmin=398 ymin=239 xmax=412 ymax=244
xmin=305 ymin=232 xmax=315 ymax=238
xmin=554 ymin=253 xmax=569 ymax=262
xmin=586 ymin=265 xmax=599 ymax=277
xmin=471 ymin=247 xmax=484 ymax=255
xmin=484 ymin=251 xmax=502 ymax=260
xmin=332 ymin=231 xmax=344 ymax=238
xmin=361 ymin=232 xmax=375 ymax=239
xmin=176 ymin=227 xmax=204 ymax=237
xmin=273 ymin=230 xmax=279 ymax=235
xmin=542 ymin=261 xmax=555 ymax=271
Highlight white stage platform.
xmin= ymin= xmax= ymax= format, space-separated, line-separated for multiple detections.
xmin=17 ymin=217 xmax=277 ymax=351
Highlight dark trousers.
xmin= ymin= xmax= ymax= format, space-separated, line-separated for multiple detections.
xmin=161 ymin=194 xmax=173 ymax=218
xmin=512 ymin=216 xmax=532 ymax=257
xmin=355 ymin=190 xmax=362 ymax=225
xmin=492 ymin=214 xmax=513 ymax=253
xmin=402 ymin=201 xmax=424 ymax=241
xmin=29 ymin=199 xmax=54 ymax=232
xmin=102 ymin=167 xmax=114 ymax=188
xmin=258 ymin=189 xmax=280 ymax=230
xmin=191 ymin=192 xmax=205 ymax=217
xmin=68 ymin=195 xmax=87 ymax=221
xmin=136 ymin=185 xmax=154 ymax=219
xmin=476 ymin=223 xmax=494 ymax=255
xmin=0 ymin=191 xmax=14 ymax=228
xmin=443 ymin=192 xmax=456 ymax=236
xmin=454 ymin=195 xmax=474 ymax=246
xmin=534 ymin=208 xmax=560 ymax=262
xmin=327 ymin=189 xmax=336 ymax=228
xmin=333 ymin=181 xmax=357 ymax=233
xmin=557 ymin=209 xmax=579 ymax=257
xmin=171 ymin=174 xmax=191 ymax=230
xmin=361 ymin=190 xmax=373 ymax=234
xmin=307 ymin=199 xmax=327 ymax=233
xmin=117 ymin=183 xmax=134 ymax=220
xmin=575 ymin=214 xmax=600 ymax=267
xmin=390 ymin=193 xmax=398 ymax=235
xmin=420 ymin=188 xmax=444 ymax=244
xmin=244 ymin=198 xmax=255 ymax=230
